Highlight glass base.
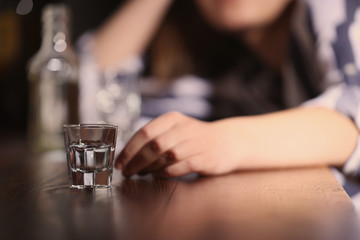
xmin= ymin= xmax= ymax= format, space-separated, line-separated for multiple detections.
xmin=69 ymin=170 xmax=113 ymax=189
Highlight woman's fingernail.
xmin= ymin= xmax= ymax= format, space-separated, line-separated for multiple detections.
xmin=115 ymin=152 xmax=127 ymax=170
xmin=115 ymin=161 xmax=124 ymax=170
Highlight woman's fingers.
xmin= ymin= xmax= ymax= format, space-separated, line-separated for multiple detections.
xmin=127 ymin=137 xmax=203 ymax=176
xmin=115 ymin=112 xmax=184 ymax=170
xmin=137 ymin=136 xmax=197 ymax=175
xmin=115 ymin=111 xmax=219 ymax=178
xmin=121 ymin=121 xmax=198 ymax=176
xmin=138 ymin=151 xmax=175 ymax=175
xmin=121 ymin=133 xmax=179 ymax=176
xmin=152 ymin=155 xmax=203 ymax=178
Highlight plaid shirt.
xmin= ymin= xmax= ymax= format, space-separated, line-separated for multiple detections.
xmin=302 ymin=0 xmax=360 ymax=177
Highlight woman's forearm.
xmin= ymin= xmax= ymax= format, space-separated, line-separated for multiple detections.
xmin=217 ymin=107 xmax=358 ymax=170
xmin=114 ymin=107 xmax=357 ymax=177
xmin=94 ymin=0 xmax=173 ymax=70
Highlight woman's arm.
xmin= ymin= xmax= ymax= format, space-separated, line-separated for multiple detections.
xmin=94 ymin=0 xmax=173 ymax=70
xmin=217 ymin=107 xmax=357 ymax=169
xmin=114 ymin=107 xmax=358 ymax=177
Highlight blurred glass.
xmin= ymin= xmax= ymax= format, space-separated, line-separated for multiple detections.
xmin=96 ymin=69 xmax=141 ymax=150
xmin=27 ymin=3 xmax=79 ymax=153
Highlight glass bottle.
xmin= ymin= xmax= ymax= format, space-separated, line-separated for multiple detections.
xmin=27 ymin=4 xmax=79 ymax=153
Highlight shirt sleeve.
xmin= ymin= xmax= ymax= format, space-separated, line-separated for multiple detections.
xmin=303 ymin=0 xmax=360 ymax=177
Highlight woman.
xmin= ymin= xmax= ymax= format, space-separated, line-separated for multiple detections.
xmin=80 ymin=0 xmax=360 ymax=178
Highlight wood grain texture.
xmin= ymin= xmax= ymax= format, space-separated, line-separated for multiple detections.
xmin=0 ymin=142 xmax=177 ymax=240
xmin=156 ymin=168 xmax=358 ymax=240
xmin=0 ymin=138 xmax=358 ymax=240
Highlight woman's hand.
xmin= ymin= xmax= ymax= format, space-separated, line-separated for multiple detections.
xmin=114 ymin=112 xmax=248 ymax=178
xmin=114 ymin=107 xmax=358 ymax=178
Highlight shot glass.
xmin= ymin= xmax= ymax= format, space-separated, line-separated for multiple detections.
xmin=63 ymin=124 xmax=118 ymax=189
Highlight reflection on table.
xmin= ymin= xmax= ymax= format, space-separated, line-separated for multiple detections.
xmin=0 ymin=140 xmax=358 ymax=240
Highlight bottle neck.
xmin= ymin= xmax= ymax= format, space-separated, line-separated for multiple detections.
xmin=40 ymin=4 xmax=72 ymax=53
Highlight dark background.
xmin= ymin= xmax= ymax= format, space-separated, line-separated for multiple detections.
xmin=0 ymin=0 xmax=123 ymax=135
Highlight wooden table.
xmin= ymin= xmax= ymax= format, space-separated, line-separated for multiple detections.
xmin=0 ymin=137 xmax=358 ymax=240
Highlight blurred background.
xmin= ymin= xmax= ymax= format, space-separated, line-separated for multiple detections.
xmin=0 ymin=0 xmax=123 ymax=136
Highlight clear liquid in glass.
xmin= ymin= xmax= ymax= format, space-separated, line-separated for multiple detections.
xmin=66 ymin=140 xmax=115 ymax=188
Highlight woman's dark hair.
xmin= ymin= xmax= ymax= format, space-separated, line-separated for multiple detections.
xmin=144 ymin=0 xmax=245 ymax=82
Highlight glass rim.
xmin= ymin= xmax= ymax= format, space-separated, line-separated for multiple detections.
xmin=63 ymin=123 xmax=118 ymax=129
